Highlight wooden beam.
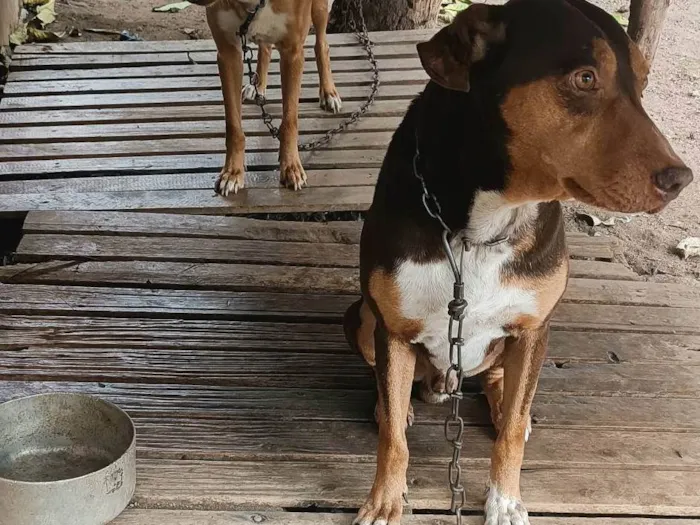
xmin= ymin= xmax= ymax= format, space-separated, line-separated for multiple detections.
xmin=628 ymin=0 xmax=671 ymax=66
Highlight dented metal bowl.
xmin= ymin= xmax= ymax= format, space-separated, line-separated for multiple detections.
xmin=0 ymin=393 xmax=136 ymax=525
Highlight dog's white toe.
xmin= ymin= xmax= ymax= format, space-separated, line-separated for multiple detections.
xmin=320 ymin=92 xmax=342 ymax=113
xmin=242 ymin=83 xmax=264 ymax=102
xmin=485 ymin=486 xmax=529 ymax=525
xmin=525 ymin=416 xmax=532 ymax=442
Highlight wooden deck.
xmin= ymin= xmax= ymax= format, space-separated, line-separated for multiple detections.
xmin=0 ymin=30 xmax=443 ymax=215
xmin=1 ymin=210 xmax=700 ymax=524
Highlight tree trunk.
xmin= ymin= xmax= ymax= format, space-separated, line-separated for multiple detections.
xmin=628 ymin=0 xmax=671 ymax=67
xmin=0 ymin=0 xmax=21 ymax=46
xmin=329 ymin=0 xmax=442 ymax=33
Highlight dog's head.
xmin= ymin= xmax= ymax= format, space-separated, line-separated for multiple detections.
xmin=416 ymin=0 xmax=692 ymax=214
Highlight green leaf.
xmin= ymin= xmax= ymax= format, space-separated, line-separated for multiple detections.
xmin=612 ymin=12 xmax=629 ymax=28
xmin=153 ymin=1 xmax=192 ymax=12
xmin=35 ymin=0 xmax=56 ymax=26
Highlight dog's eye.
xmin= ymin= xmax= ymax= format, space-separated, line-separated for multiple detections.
xmin=572 ymin=69 xmax=597 ymax=91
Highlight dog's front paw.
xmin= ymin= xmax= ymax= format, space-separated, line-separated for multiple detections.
xmin=215 ymin=166 xmax=245 ymax=196
xmin=280 ymin=156 xmax=307 ymax=191
xmin=242 ymin=83 xmax=265 ymax=102
xmin=320 ymin=87 xmax=342 ymax=114
xmin=354 ymin=488 xmax=406 ymax=525
xmin=485 ymin=486 xmax=529 ymax=525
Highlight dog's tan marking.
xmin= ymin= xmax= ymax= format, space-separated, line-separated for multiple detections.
xmin=501 ymin=37 xmax=684 ymax=214
xmin=358 ymin=300 xmax=377 ymax=367
xmin=368 ymin=269 xmax=424 ymax=342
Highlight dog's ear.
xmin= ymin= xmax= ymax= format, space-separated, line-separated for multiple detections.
xmin=416 ymin=4 xmax=504 ymax=92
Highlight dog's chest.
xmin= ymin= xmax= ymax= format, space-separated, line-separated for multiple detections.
xmin=216 ymin=3 xmax=289 ymax=45
xmin=395 ymin=246 xmax=537 ymax=374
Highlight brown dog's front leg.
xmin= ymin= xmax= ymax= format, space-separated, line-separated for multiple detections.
xmin=485 ymin=324 xmax=549 ymax=525
xmin=277 ymin=42 xmax=307 ymax=191
xmin=355 ymin=327 xmax=416 ymax=525
xmin=210 ymin=26 xmax=245 ymax=197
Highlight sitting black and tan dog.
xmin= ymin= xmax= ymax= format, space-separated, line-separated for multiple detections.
xmin=192 ymin=0 xmax=342 ymax=195
xmin=344 ymin=0 xmax=693 ymax=524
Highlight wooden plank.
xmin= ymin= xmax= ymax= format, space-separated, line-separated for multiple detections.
xmin=15 ymin=235 xmax=625 ymax=274
xmin=3 ymin=315 xmax=698 ymax=365
xmin=113 ymin=510 xmax=700 ymax=525
xmin=22 ymin=210 xmax=363 ymax=243
xmin=2 ymin=284 xmax=700 ymax=332
xmin=0 ymin=260 xmax=638 ymax=293
xmin=14 ymin=234 xmax=361 ymax=267
xmin=0 ymin=150 xmax=385 ymax=177
xmin=0 ymin=284 xmax=354 ymax=322
xmin=0 ymin=85 xmax=419 ymax=111
xmin=1 ymin=70 xmax=427 ymax=96
xmin=12 ymin=29 xmax=436 ymax=54
xmin=0 ymin=116 xmax=403 ymax=144
xmin=628 ymin=0 xmax=670 ymax=65
xmin=0 ymin=186 xmax=377 ymax=215
xmin=1 ymin=340 xmax=698 ymax=397
xmin=0 ymin=132 xmax=395 ymax=161
xmin=7 ymin=44 xmax=418 ymax=69
xmin=2 ymin=380 xmax=699 ymax=430
xmin=0 ymin=170 xmax=376 ymax=195
xmin=0 ymin=100 xmax=411 ymax=127
xmin=6 ymin=57 xmax=421 ymax=82
xmin=125 ymin=458 xmax=700 ymax=515
xmin=130 ymin=419 xmax=700 ymax=470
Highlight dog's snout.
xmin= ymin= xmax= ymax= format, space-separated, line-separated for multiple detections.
xmin=653 ymin=167 xmax=693 ymax=200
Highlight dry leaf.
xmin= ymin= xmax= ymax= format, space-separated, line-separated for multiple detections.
xmin=676 ymin=237 xmax=700 ymax=260
xmin=153 ymin=1 xmax=192 ymax=12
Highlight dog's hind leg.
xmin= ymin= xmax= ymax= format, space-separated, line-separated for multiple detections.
xmin=242 ymin=43 xmax=272 ymax=102
xmin=481 ymin=358 xmax=532 ymax=442
xmin=312 ymin=0 xmax=342 ymax=113
xmin=345 ymin=299 xmax=415 ymax=429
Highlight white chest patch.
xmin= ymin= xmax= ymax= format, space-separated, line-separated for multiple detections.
xmin=395 ymin=243 xmax=537 ymax=375
xmin=216 ymin=4 xmax=289 ymax=45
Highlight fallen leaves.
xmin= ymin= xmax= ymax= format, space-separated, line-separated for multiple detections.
xmin=153 ymin=1 xmax=193 ymax=13
xmin=676 ymin=237 xmax=700 ymax=260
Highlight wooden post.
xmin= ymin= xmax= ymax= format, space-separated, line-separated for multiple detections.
xmin=0 ymin=0 xmax=21 ymax=46
xmin=627 ymin=0 xmax=671 ymax=66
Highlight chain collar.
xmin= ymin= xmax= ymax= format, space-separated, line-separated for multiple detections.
xmin=238 ymin=0 xmax=379 ymax=151
xmin=412 ymin=136 xmax=509 ymax=525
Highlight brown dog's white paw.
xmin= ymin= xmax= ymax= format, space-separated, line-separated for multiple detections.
xmin=215 ymin=167 xmax=245 ymax=196
xmin=484 ymin=485 xmax=529 ymax=525
xmin=242 ymin=83 xmax=264 ymax=102
xmin=279 ymin=157 xmax=307 ymax=191
xmin=353 ymin=488 xmax=406 ymax=525
xmin=320 ymin=88 xmax=342 ymax=113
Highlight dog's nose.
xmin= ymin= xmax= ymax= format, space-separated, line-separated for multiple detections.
xmin=653 ymin=167 xmax=693 ymax=200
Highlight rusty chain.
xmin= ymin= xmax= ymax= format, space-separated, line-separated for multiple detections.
xmin=239 ymin=0 xmax=379 ymax=151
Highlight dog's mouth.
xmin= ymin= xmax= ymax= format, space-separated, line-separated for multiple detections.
xmin=562 ymin=178 xmax=664 ymax=214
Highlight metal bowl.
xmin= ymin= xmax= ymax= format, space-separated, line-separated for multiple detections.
xmin=0 ymin=393 xmax=136 ymax=525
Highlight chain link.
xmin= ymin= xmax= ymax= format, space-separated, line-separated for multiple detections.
xmin=239 ymin=0 xmax=379 ymax=151
xmin=413 ymin=144 xmax=468 ymax=525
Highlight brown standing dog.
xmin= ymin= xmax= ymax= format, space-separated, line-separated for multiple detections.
xmin=344 ymin=0 xmax=693 ymax=524
xmin=193 ymin=0 xmax=342 ymax=195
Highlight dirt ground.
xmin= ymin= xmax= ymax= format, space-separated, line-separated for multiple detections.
xmin=51 ymin=0 xmax=700 ymax=283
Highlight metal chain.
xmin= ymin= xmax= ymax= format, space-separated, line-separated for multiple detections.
xmin=239 ymin=0 xmax=380 ymax=151
xmin=413 ymin=144 xmax=468 ymax=525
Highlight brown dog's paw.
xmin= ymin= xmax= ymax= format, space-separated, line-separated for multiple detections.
xmin=484 ymin=485 xmax=530 ymax=525
xmin=320 ymin=87 xmax=342 ymax=114
xmin=242 ymin=83 xmax=265 ymax=102
xmin=280 ymin=157 xmax=307 ymax=191
xmin=354 ymin=487 xmax=406 ymax=525
xmin=215 ymin=167 xmax=245 ymax=196
xmin=374 ymin=402 xmax=414 ymax=429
